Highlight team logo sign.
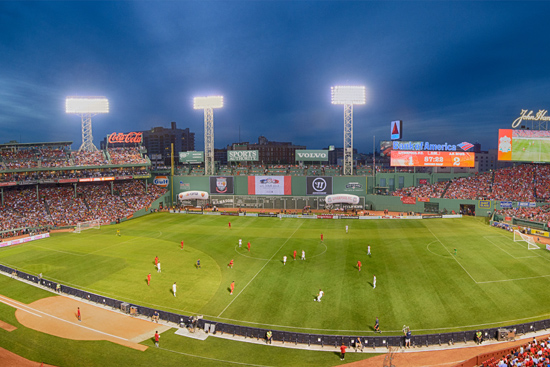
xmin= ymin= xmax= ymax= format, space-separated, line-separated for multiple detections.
xmin=216 ymin=177 xmax=228 ymax=193
xmin=306 ymin=176 xmax=332 ymax=195
xmin=209 ymin=176 xmax=234 ymax=195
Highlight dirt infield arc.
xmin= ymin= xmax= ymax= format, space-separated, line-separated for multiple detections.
xmin=0 ymin=294 xmax=170 ymax=351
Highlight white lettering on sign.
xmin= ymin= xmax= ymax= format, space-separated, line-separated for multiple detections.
xmin=512 ymin=109 xmax=550 ymax=128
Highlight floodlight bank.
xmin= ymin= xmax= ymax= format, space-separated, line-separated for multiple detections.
xmin=331 ymin=86 xmax=366 ymax=105
xmin=193 ymin=96 xmax=224 ymax=109
xmin=65 ymin=97 xmax=109 ymax=114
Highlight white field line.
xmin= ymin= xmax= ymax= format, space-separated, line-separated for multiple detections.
xmin=217 ymin=222 xmax=304 ymax=317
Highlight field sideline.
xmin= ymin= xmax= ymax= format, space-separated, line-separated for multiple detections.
xmin=1 ymin=213 xmax=550 ymax=335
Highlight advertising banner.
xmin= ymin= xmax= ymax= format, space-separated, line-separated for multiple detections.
xmin=518 ymin=202 xmax=536 ymax=208
xmin=295 ymin=150 xmax=329 ymax=161
xmin=248 ymin=176 xmax=291 ymax=195
xmin=210 ymin=176 xmax=234 ymax=194
xmin=179 ymin=151 xmax=204 ymax=164
xmin=0 ymin=233 xmax=50 ymax=249
xmin=333 ymin=177 xmax=365 ymax=194
xmin=478 ymin=200 xmax=491 ymax=209
xmin=227 ymin=150 xmax=259 ymax=162
xmin=419 ymin=179 xmax=428 ymax=185
xmin=306 ymin=177 xmax=333 ymax=195
xmin=153 ymin=176 xmax=169 ymax=187
xmin=499 ymin=201 xmax=513 ymax=209
xmin=79 ymin=177 xmax=114 ymax=182
xmin=0 ymin=182 xmax=17 ymax=186
xmin=400 ymin=196 xmax=417 ymax=204
xmin=418 ymin=197 xmax=430 ymax=202
xmin=178 ymin=191 xmax=209 ymax=200
xmin=531 ymin=229 xmax=549 ymax=238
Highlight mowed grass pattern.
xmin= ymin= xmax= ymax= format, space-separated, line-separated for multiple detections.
xmin=1 ymin=213 xmax=550 ymax=334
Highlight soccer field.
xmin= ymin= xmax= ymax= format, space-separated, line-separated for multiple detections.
xmin=2 ymin=213 xmax=550 ymax=335
xmin=511 ymin=138 xmax=550 ymax=162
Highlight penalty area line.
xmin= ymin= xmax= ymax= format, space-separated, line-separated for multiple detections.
xmin=217 ymin=222 xmax=304 ymax=318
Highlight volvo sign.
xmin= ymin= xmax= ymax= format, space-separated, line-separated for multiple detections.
xmin=295 ymin=150 xmax=328 ymax=161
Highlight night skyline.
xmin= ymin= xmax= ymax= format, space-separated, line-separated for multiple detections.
xmin=1 ymin=1 xmax=550 ymax=153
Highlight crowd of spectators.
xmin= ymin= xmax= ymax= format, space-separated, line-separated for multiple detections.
xmin=0 ymin=168 xmax=149 ymax=183
xmin=513 ymin=130 xmax=550 ymax=138
xmin=0 ymin=180 xmax=167 ymax=238
xmin=443 ymin=172 xmax=493 ymax=200
xmin=481 ymin=336 xmax=550 ymax=367
xmin=71 ymin=151 xmax=109 ymax=166
xmin=0 ymin=147 xmax=149 ymax=171
xmin=393 ymin=181 xmax=449 ymax=198
xmin=495 ymin=204 xmax=550 ymax=224
xmin=108 ymin=147 xmax=148 ymax=165
xmin=393 ymin=165 xmax=550 ymax=202
xmin=491 ymin=166 xmax=536 ymax=202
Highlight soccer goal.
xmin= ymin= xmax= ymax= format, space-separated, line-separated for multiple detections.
xmin=74 ymin=219 xmax=101 ymax=233
xmin=514 ymin=230 xmax=540 ymax=250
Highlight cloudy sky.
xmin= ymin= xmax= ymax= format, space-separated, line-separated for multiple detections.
xmin=1 ymin=1 xmax=549 ymax=153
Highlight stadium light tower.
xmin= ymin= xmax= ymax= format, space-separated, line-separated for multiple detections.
xmin=331 ymin=86 xmax=366 ymax=175
xmin=65 ymin=96 xmax=109 ymax=152
xmin=194 ymin=96 xmax=223 ymax=176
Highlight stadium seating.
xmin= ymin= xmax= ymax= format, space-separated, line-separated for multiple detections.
xmin=0 ymin=181 xmax=166 ymax=238
xmin=478 ymin=336 xmax=550 ymax=367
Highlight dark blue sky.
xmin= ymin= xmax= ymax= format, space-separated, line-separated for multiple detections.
xmin=1 ymin=1 xmax=549 ymax=153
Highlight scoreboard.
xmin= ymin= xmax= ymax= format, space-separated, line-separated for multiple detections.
xmin=391 ymin=151 xmax=475 ymax=167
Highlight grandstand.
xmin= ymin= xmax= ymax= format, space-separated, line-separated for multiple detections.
xmin=2 ymin=140 xmax=550 ymax=367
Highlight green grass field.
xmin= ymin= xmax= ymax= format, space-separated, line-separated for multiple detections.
xmin=2 ymin=213 xmax=550 ymax=336
xmin=511 ymin=138 xmax=550 ymax=162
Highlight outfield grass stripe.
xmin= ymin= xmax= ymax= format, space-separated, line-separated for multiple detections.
xmin=217 ymin=221 xmax=304 ymax=318
xmin=157 ymin=346 xmax=275 ymax=367
xmin=425 ymin=225 xmax=478 ymax=283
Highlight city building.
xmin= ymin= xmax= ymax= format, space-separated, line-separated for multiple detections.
xmin=227 ymin=136 xmax=305 ymax=165
xmin=102 ymin=121 xmax=195 ymax=166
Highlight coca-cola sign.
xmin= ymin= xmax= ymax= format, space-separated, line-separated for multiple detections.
xmin=108 ymin=132 xmax=143 ymax=144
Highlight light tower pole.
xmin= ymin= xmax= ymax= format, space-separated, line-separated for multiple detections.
xmin=65 ymin=96 xmax=109 ymax=152
xmin=331 ymin=86 xmax=366 ymax=175
xmin=193 ymin=96 xmax=223 ymax=176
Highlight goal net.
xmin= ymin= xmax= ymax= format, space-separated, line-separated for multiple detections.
xmin=74 ymin=219 xmax=101 ymax=233
xmin=514 ymin=230 xmax=540 ymax=250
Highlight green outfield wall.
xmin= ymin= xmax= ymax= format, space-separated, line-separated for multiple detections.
xmin=154 ymin=173 xmax=543 ymax=217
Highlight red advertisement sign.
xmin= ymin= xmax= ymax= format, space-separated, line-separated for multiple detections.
xmin=58 ymin=179 xmax=78 ymax=183
xmin=419 ymin=179 xmax=428 ymax=185
xmin=108 ymin=132 xmax=143 ymax=144
xmin=0 ymin=182 xmax=17 ymax=187
xmin=400 ymin=196 xmax=417 ymax=204
xmin=418 ymin=197 xmax=430 ymax=202
xmin=317 ymin=215 xmax=334 ymax=219
xmin=79 ymin=177 xmax=114 ymax=182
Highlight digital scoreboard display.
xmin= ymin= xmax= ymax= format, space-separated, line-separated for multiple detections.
xmin=391 ymin=151 xmax=475 ymax=167
xmin=498 ymin=129 xmax=550 ymax=162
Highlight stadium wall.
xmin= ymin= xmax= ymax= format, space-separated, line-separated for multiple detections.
xmin=172 ymin=175 xmax=370 ymax=197
xmin=164 ymin=174 xmax=500 ymax=216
